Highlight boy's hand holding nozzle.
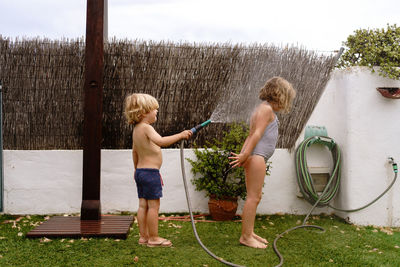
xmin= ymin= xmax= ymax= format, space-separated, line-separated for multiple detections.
xmin=181 ymin=130 xmax=193 ymax=140
xmin=179 ymin=119 xmax=212 ymax=141
xmin=181 ymin=119 xmax=212 ymax=141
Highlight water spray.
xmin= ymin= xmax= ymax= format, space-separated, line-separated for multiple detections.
xmin=179 ymin=47 xmax=350 ymax=266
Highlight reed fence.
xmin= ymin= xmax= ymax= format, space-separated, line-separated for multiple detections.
xmin=0 ymin=37 xmax=336 ymax=150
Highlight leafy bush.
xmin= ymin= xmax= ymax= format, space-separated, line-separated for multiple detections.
xmin=336 ymin=24 xmax=400 ymax=80
xmin=188 ymin=123 xmax=271 ymax=200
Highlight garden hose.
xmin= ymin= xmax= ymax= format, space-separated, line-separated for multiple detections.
xmin=295 ymin=135 xmax=341 ymax=206
xmin=181 ymin=137 xmax=328 ymax=267
xmin=273 ymin=135 xmax=398 ymax=267
xmin=295 ymin=135 xmax=398 ymax=211
xmin=180 ymin=140 xmax=245 ymax=267
xmin=273 ymin=136 xmax=342 ymax=267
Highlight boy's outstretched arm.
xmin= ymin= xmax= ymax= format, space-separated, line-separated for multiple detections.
xmin=146 ymin=125 xmax=192 ymax=147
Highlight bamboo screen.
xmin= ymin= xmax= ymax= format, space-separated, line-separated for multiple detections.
xmin=0 ymin=37 xmax=337 ymax=150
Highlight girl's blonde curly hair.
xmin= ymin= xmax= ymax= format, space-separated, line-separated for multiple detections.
xmin=259 ymin=77 xmax=296 ymax=113
xmin=124 ymin=93 xmax=159 ymax=124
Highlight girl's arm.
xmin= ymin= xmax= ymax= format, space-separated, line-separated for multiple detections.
xmin=230 ymin=104 xmax=274 ymax=167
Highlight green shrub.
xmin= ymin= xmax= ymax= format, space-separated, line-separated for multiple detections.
xmin=337 ymin=24 xmax=400 ymax=80
xmin=187 ymin=123 xmax=248 ymax=200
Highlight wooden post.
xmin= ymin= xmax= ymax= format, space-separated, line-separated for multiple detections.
xmin=104 ymin=0 xmax=108 ymax=42
xmin=81 ymin=0 xmax=104 ymax=220
xmin=27 ymin=0 xmax=132 ymax=238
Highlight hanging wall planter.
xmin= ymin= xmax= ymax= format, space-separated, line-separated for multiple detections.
xmin=377 ymin=87 xmax=400 ymax=99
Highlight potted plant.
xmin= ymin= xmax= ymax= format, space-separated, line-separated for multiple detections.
xmin=187 ymin=123 xmax=271 ymax=221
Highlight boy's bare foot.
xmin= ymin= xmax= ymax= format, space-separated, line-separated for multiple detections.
xmin=252 ymin=233 xmax=268 ymax=244
xmin=147 ymin=238 xmax=172 ymax=247
xmin=239 ymin=236 xmax=267 ymax=249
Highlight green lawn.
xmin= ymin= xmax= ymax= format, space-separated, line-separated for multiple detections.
xmin=0 ymin=213 xmax=399 ymax=266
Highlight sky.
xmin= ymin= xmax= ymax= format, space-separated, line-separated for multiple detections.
xmin=0 ymin=0 xmax=399 ymax=52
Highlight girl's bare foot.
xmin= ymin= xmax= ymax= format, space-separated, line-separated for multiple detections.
xmin=252 ymin=232 xmax=268 ymax=244
xmin=239 ymin=236 xmax=267 ymax=249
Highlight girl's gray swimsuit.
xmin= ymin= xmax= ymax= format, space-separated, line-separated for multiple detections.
xmin=251 ymin=113 xmax=279 ymax=160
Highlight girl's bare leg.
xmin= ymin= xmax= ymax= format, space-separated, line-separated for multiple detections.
xmin=137 ymin=198 xmax=149 ymax=242
xmin=239 ymin=155 xmax=267 ymax=249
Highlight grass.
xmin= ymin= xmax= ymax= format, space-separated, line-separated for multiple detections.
xmin=0 ymin=213 xmax=399 ymax=267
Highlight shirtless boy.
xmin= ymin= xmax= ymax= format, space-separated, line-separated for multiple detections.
xmin=124 ymin=93 xmax=192 ymax=247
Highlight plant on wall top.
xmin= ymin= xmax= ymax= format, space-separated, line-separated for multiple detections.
xmin=336 ymin=24 xmax=400 ymax=80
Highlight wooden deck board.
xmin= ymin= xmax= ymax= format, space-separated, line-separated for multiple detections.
xmin=26 ymin=216 xmax=134 ymax=239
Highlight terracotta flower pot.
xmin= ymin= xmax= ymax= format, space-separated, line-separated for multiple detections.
xmin=208 ymin=196 xmax=238 ymax=221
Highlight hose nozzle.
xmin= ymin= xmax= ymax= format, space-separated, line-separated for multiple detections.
xmin=191 ymin=119 xmax=211 ymax=134
xmin=388 ymin=157 xmax=398 ymax=173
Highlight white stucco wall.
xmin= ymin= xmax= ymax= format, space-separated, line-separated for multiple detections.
xmin=306 ymin=67 xmax=400 ymax=226
xmin=4 ymin=149 xmax=315 ymax=216
xmin=2 ymin=67 xmax=400 ymax=227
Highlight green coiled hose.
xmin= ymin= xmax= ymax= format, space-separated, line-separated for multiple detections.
xmin=295 ymin=135 xmax=341 ymax=206
xmin=295 ymin=135 xmax=398 ymax=212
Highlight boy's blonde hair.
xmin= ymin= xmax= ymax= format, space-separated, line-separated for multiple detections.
xmin=124 ymin=93 xmax=159 ymax=124
xmin=259 ymin=77 xmax=296 ymax=113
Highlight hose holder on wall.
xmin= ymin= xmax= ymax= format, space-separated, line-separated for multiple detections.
xmin=304 ymin=125 xmax=335 ymax=150
xmin=296 ymin=126 xmax=341 ymax=206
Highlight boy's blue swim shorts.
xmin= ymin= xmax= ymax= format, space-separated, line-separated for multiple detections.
xmin=134 ymin=168 xmax=163 ymax=200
